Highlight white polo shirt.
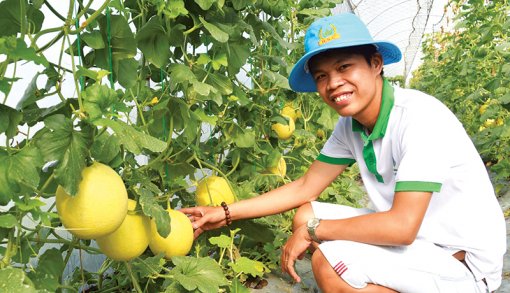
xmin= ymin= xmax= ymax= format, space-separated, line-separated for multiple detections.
xmin=317 ymin=79 xmax=506 ymax=291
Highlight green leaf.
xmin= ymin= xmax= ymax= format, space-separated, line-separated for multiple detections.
xmin=170 ymin=256 xmax=228 ymax=292
xmin=230 ymin=278 xmax=250 ymax=293
xmin=190 ymin=80 xmax=216 ymax=97
xmin=14 ymin=197 xmax=45 ymax=212
xmin=138 ymin=187 xmax=171 ymax=238
xmin=91 ymin=131 xmax=120 ymax=164
xmin=263 ymin=70 xmax=290 ymax=90
xmin=15 ymin=72 xmax=43 ymax=110
xmin=92 ymin=14 xmax=137 ymax=72
xmin=161 ymin=0 xmax=188 ymax=19
xmin=226 ymin=42 xmax=250 ymax=74
xmin=0 ymin=214 xmax=17 ymax=228
xmin=94 ymin=118 xmax=166 ymax=154
xmin=76 ymin=66 xmax=110 ymax=82
xmin=196 ymin=54 xmax=211 ymax=65
xmin=0 ymin=77 xmax=19 ymax=95
xmin=232 ymin=0 xmax=255 ymax=10
xmin=194 ymin=0 xmax=216 ymax=10
xmin=193 ymin=108 xmax=218 ymax=126
xmin=211 ymin=53 xmax=227 ymax=70
xmin=207 ymin=72 xmax=233 ymax=96
xmin=199 ymin=17 xmax=229 ymax=43
xmin=0 ymin=37 xmax=48 ymax=66
xmin=0 ymin=267 xmax=37 ymax=293
xmin=131 ymin=254 xmax=166 ymax=279
xmin=208 ymin=234 xmax=231 ymax=248
xmin=136 ymin=16 xmax=170 ymax=68
xmin=230 ymin=219 xmax=275 ymax=243
xmin=0 ymin=0 xmax=44 ymax=37
xmin=317 ymin=104 xmax=338 ymax=130
xmin=35 ymin=115 xmax=90 ymax=196
xmin=81 ymin=30 xmax=105 ymax=49
xmin=0 ymin=104 xmax=22 ymax=139
xmin=168 ymin=64 xmax=197 ymax=90
xmin=227 ymin=125 xmax=255 ymax=148
xmin=27 ymin=248 xmax=64 ymax=292
xmin=162 ymin=162 xmax=196 ymax=181
xmin=81 ymin=83 xmax=118 ymax=120
xmin=0 ymin=146 xmax=43 ymax=204
xmin=229 ymin=257 xmax=268 ymax=278
xmin=116 ymin=58 xmax=138 ymax=89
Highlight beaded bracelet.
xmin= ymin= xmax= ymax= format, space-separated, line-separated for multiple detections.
xmin=220 ymin=201 xmax=232 ymax=226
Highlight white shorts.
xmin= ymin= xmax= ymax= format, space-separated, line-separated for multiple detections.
xmin=311 ymin=201 xmax=489 ymax=293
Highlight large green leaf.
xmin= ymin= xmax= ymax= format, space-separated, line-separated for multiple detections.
xmin=15 ymin=72 xmax=39 ymax=110
xmin=226 ymin=125 xmax=255 ymax=148
xmin=168 ymin=64 xmax=197 ymax=90
xmin=94 ymin=118 xmax=166 ymax=154
xmin=229 ymin=256 xmax=268 ymax=278
xmin=81 ymin=83 xmax=118 ymax=120
xmin=27 ymin=248 xmax=65 ymax=292
xmin=0 ymin=0 xmax=44 ymax=37
xmin=0 ymin=146 xmax=43 ymax=205
xmin=138 ymin=187 xmax=170 ymax=237
xmin=170 ymin=256 xmax=228 ymax=293
xmin=262 ymin=70 xmax=290 ymax=90
xmin=207 ymin=72 xmax=233 ymax=96
xmin=159 ymin=0 xmax=188 ymax=19
xmin=91 ymin=131 xmax=120 ymax=164
xmin=208 ymin=234 xmax=231 ymax=248
xmin=0 ymin=214 xmax=17 ymax=228
xmin=81 ymin=30 xmax=105 ymax=49
xmin=92 ymin=14 xmax=137 ymax=72
xmin=199 ymin=17 xmax=229 ymax=43
xmin=317 ymin=104 xmax=338 ymax=130
xmin=131 ymin=254 xmax=166 ymax=279
xmin=115 ymin=58 xmax=139 ymax=89
xmin=0 ymin=104 xmax=22 ymax=139
xmin=194 ymin=0 xmax=216 ymax=10
xmin=35 ymin=115 xmax=90 ymax=196
xmin=0 ymin=267 xmax=37 ymax=293
xmin=226 ymin=41 xmax=251 ymax=74
xmin=0 ymin=37 xmax=48 ymax=66
xmin=136 ymin=16 xmax=170 ymax=68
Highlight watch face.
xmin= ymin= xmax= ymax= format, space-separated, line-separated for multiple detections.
xmin=308 ymin=218 xmax=320 ymax=228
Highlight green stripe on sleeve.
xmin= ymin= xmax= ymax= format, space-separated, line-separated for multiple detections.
xmin=395 ymin=181 xmax=442 ymax=192
xmin=316 ymin=154 xmax=356 ymax=166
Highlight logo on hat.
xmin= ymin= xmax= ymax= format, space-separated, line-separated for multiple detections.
xmin=318 ymin=24 xmax=340 ymax=46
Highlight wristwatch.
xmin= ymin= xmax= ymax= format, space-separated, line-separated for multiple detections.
xmin=307 ymin=218 xmax=321 ymax=243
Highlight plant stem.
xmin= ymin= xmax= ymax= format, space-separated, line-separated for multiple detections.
xmin=125 ymin=261 xmax=143 ymax=293
xmin=0 ymin=229 xmax=15 ymax=268
xmin=68 ymin=0 xmax=111 ymax=35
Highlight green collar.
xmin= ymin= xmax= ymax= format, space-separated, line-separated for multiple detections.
xmin=352 ymin=78 xmax=395 ymax=141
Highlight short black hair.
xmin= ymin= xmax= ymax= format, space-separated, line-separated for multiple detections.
xmin=308 ymin=44 xmax=384 ymax=76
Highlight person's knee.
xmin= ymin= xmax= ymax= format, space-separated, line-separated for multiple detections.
xmin=292 ymin=202 xmax=314 ymax=231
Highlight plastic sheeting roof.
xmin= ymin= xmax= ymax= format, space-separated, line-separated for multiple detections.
xmin=333 ymin=0 xmax=449 ymax=80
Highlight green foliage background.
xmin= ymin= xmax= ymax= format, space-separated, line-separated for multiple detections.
xmin=410 ymin=0 xmax=510 ymax=194
xmin=0 ymin=0 xmax=366 ymax=291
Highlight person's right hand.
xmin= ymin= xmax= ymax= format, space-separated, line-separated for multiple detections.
xmin=179 ymin=206 xmax=228 ymax=238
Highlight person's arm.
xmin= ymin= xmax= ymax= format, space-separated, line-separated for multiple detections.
xmin=281 ymin=190 xmax=432 ymax=282
xmin=180 ymin=160 xmax=348 ymax=236
xmin=315 ymin=191 xmax=432 ymax=245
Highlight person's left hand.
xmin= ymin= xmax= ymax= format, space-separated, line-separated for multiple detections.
xmin=280 ymin=224 xmax=313 ymax=283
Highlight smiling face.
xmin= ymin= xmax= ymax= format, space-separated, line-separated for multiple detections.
xmin=308 ymin=47 xmax=384 ymax=129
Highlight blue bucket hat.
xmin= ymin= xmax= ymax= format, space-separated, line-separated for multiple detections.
xmin=288 ymin=13 xmax=402 ymax=92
